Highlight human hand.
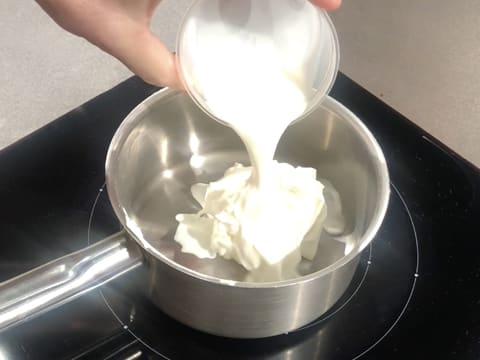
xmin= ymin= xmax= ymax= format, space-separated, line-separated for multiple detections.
xmin=311 ymin=0 xmax=342 ymax=10
xmin=36 ymin=0 xmax=341 ymax=89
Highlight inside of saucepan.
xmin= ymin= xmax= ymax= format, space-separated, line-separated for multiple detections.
xmin=107 ymin=89 xmax=388 ymax=283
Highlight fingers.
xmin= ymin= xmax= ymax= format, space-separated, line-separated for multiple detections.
xmin=310 ymin=0 xmax=342 ymax=10
xmin=116 ymin=30 xmax=183 ymax=89
xmin=98 ymin=25 xmax=183 ymax=89
xmin=37 ymin=0 xmax=182 ymax=89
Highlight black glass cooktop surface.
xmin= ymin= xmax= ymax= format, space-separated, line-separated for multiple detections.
xmin=0 ymin=74 xmax=478 ymax=359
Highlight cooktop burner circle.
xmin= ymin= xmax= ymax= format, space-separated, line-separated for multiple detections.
xmin=88 ymin=182 xmax=419 ymax=359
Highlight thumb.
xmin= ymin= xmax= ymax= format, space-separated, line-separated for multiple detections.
xmin=103 ymin=27 xmax=182 ymax=89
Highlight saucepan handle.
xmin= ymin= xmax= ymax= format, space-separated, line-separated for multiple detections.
xmin=0 ymin=231 xmax=143 ymax=331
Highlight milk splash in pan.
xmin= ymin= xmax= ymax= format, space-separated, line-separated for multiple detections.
xmin=174 ymin=3 xmax=344 ymax=282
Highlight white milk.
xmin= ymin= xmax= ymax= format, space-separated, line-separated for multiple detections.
xmin=174 ymin=11 xmax=339 ymax=282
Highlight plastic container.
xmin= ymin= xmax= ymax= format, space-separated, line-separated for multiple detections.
xmin=176 ymin=0 xmax=340 ymax=124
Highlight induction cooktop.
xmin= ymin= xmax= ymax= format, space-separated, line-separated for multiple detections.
xmin=0 ymin=74 xmax=478 ymax=359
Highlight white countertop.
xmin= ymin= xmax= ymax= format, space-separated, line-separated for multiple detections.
xmin=1 ymin=0 xmax=479 ymax=167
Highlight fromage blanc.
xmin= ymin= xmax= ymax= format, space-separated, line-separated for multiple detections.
xmin=174 ymin=8 xmax=337 ymax=282
xmin=175 ymin=162 xmax=327 ymax=282
xmin=174 ymin=74 xmax=331 ymax=281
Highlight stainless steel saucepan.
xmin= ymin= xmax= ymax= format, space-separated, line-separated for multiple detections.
xmin=0 ymin=88 xmax=389 ymax=338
